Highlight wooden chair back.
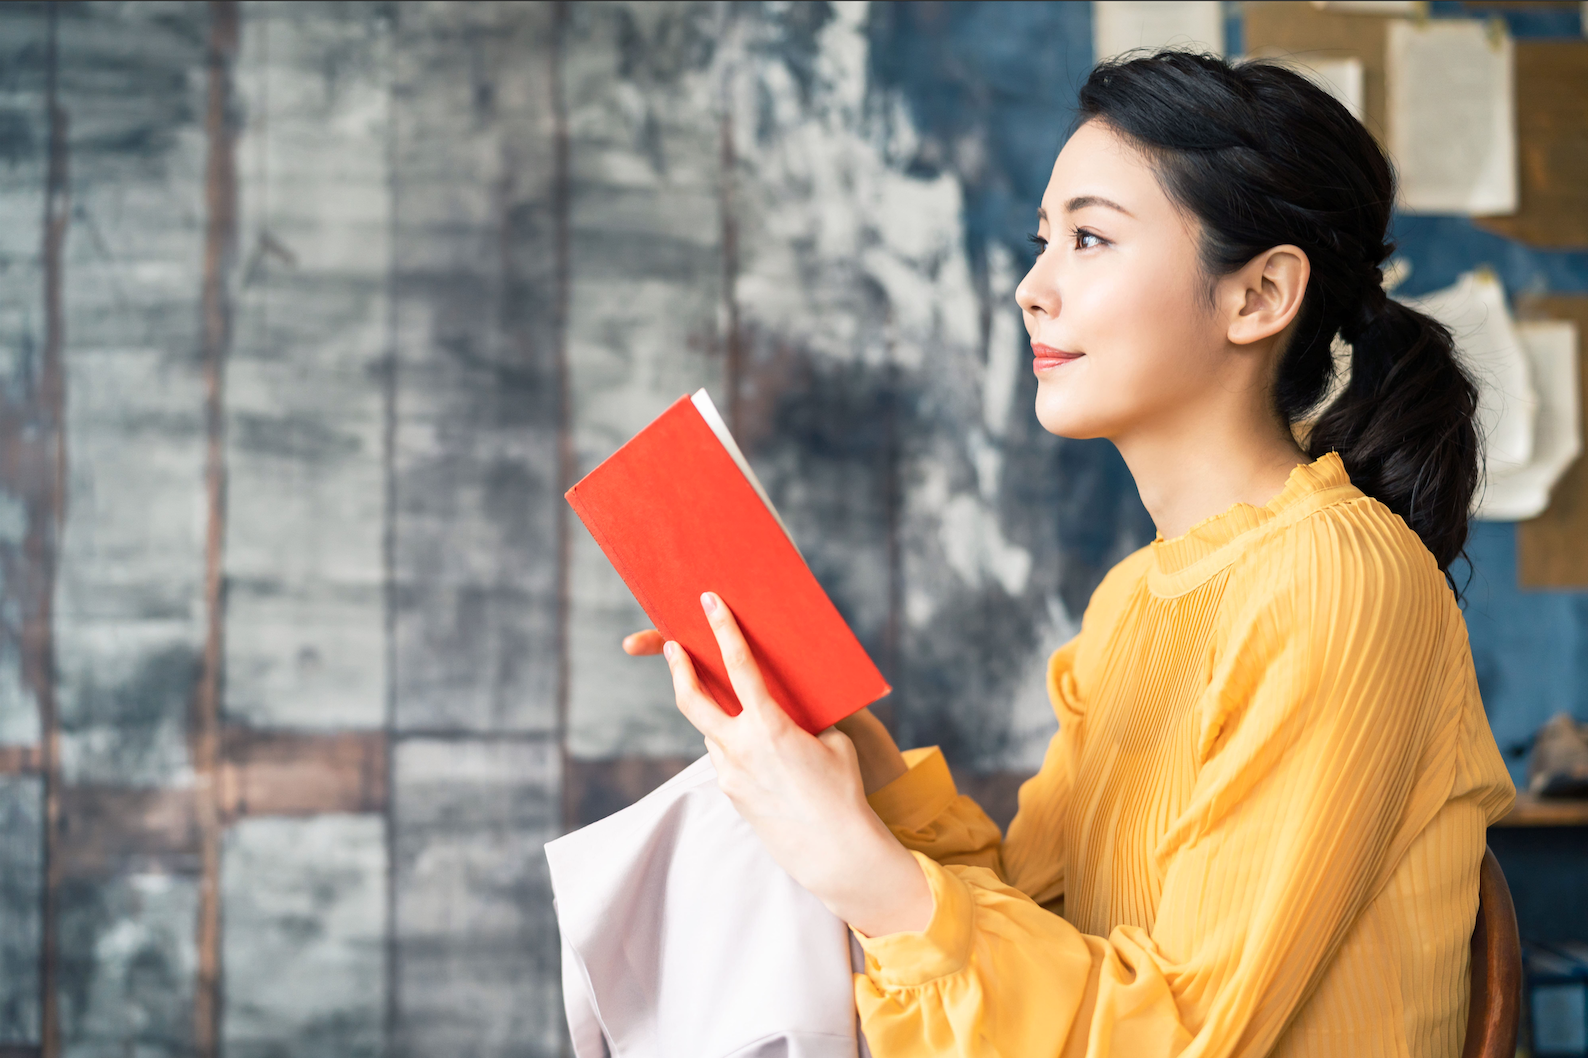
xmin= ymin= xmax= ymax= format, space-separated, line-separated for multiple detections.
xmin=1461 ymin=845 xmax=1521 ymax=1058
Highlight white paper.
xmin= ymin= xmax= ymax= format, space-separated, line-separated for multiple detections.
xmin=1387 ymin=19 xmax=1517 ymax=215
xmin=1400 ymin=270 xmax=1538 ymax=485
xmin=690 ymin=388 xmax=799 ymax=549
xmin=1093 ymin=1 xmax=1224 ymax=61
xmin=1284 ymin=56 xmax=1365 ymax=120
xmin=1310 ymin=1 xmax=1423 ymax=14
xmin=1477 ymin=320 xmax=1582 ymax=521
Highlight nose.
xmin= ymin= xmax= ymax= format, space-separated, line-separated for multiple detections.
xmin=1015 ymin=254 xmax=1058 ymax=321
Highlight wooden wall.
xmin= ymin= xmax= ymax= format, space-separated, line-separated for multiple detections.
xmin=0 ymin=2 xmax=1140 ymax=1054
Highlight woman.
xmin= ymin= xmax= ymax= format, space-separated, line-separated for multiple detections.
xmin=624 ymin=52 xmax=1515 ymax=1057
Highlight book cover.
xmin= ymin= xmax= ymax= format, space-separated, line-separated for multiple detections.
xmin=565 ymin=391 xmax=890 ymax=733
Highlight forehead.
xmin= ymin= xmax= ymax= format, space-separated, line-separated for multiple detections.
xmin=1042 ymin=120 xmax=1170 ymax=216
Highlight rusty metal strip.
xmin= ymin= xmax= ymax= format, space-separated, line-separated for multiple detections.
xmin=193 ymin=3 xmax=239 ymax=1056
xmin=34 ymin=6 xmax=69 ymax=1054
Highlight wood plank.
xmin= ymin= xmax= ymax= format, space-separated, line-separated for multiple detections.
xmin=55 ymin=872 xmax=198 ymax=1056
xmin=1244 ymin=1 xmax=1390 ymax=141
xmin=563 ymin=1 xmax=731 ymax=759
xmin=53 ymin=786 xmax=199 ymax=880
xmin=1517 ymin=295 xmax=1588 ymax=587
xmin=1493 ymin=792 xmax=1588 ymax=827
xmin=221 ymin=816 xmax=385 ymax=1058
xmin=52 ymin=0 xmax=209 ymax=789
xmin=0 ymin=747 xmax=42 ymax=776
xmin=1477 ymin=42 xmax=1588 ymax=248
xmin=392 ymin=737 xmax=561 ymax=1056
xmin=390 ymin=0 xmax=562 ymax=734
xmin=219 ymin=729 xmax=386 ymax=820
xmin=225 ymin=0 xmax=392 ymax=730
xmin=0 ymin=1 xmax=48 ymax=752
xmin=0 ymin=777 xmax=44 ymax=1047
xmin=565 ymin=754 xmax=695 ymax=828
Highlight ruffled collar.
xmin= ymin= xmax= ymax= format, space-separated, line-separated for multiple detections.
xmin=1146 ymin=452 xmax=1360 ymax=598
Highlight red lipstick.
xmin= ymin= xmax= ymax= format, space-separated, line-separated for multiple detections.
xmin=1032 ymin=343 xmax=1082 ymax=374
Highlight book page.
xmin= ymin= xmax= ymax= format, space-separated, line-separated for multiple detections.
xmin=690 ymin=389 xmax=800 ymax=551
xmin=1093 ymin=1 xmax=1224 ymax=61
xmin=1387 ymin=18 xmax=1517 ymax=215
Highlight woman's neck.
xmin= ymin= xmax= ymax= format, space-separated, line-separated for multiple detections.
xmin=1116 ymin=410 xmax=1309 ymax=542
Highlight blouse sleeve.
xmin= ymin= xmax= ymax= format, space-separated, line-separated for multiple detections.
xmin=853 ymin=524 xmax=1509 ymax=1058
xmin=864 ymin=635 xmax=1086 ymax=894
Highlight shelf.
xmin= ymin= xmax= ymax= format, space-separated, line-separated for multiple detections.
xmin=1493 ymin=793 xmax=1588 ymax=828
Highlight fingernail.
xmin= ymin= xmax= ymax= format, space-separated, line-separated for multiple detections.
xmin=663 ymin=641 xmax=677 ymax=661
xmin=700 ymin=592 xmax=718 ymax=615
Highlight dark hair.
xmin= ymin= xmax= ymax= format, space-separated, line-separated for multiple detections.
xmin=1078 ymin=51 xmax=1479 ymax=580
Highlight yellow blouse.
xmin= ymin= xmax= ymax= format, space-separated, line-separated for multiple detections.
xmin=855 ymin=453 xmax=1514 ymax=1058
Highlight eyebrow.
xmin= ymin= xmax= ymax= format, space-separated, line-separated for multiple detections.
xmin=1038 ymin=196 xmax=1134 ymax=220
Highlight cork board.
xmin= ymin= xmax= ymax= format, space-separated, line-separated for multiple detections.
xmin=1517 ymin=295 xmax=1588 ymax=588
xmin=1244 ymin=1 xmax=1390 ymax=141
xmin=1475 ymin=41 xmax=1588 ymax=249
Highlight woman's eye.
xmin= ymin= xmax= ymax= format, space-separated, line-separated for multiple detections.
xmin=1072 ymin=227 xmax=1104 ymax=250
xmin=1026 ymin=232 xmax=1048 ymax=256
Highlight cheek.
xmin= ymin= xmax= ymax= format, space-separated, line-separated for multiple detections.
xmin=1033 ymin=259 xmax=1218 ymax=439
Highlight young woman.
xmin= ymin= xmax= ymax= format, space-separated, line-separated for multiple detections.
xmin=624 ymin=52 xmax=1515 ymax=1057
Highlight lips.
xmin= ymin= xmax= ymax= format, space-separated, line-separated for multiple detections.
xmin=1031 ymin=342 xmax=1083 ymax=373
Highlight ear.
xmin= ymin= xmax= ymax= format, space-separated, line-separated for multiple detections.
xmin=1221 ymin=245 xmax=1310 ymax=347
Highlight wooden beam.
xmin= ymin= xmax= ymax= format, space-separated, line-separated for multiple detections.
xmin=219 ymin=729 xmax=387 ymax=821
xmin=193 ymin=4 xmax=239 ymax=1056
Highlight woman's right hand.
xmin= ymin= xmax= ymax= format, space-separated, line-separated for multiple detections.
xmin=622 ymin=628 xmax=910 ymax=795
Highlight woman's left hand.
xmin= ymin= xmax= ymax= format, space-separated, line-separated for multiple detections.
xmin=663 ymin=591 xmax=932 ymax=938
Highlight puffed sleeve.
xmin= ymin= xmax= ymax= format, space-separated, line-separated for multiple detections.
xmin=853 ymin=519 xmax=1512 ymax=1058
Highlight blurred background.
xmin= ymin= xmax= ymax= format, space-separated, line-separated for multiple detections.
xmin=0 ymin=1 xmax=1586 ymax=1056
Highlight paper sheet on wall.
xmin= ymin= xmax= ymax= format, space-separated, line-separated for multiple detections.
xmin=1093 ymin=1 xmax=1224 ymax=61
xmin=1479 ymin=320 xmax=1582 ymax=521
xmin=1399 ymin=270 xmax=1538 ymax=493
xmin=1286 ymin=56 xmax=1365 ymax=120
xmin=1386 ymin=18 xmax=1517 ymax=215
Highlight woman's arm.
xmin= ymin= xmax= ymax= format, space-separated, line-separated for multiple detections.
xmin=637 ymin=595 xmax=933 ymax=938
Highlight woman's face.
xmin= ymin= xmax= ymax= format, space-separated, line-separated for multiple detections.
xmin=1017 ymin=120 xmax=1233 ymax=442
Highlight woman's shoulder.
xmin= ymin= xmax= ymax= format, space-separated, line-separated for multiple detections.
xmin=1235 ymin=491 xmax=1459 ymax=630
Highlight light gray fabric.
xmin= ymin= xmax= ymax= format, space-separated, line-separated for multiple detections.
xmin=546 ymin=755 xmax=867 ymax=1058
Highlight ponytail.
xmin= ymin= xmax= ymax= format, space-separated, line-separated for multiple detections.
xmin=1078 ymin=52 xmax=1481 ymax=580
xmin=1306 ymin=293 xmax=1480 ymax=575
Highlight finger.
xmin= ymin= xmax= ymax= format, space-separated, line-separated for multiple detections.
xmin=699 ymin=592 xmax=777 ymax=720
xmin=622 ymin=629 xmax=665 ymax=656
xmin=663 ymin=640 xmax=734 ymax=743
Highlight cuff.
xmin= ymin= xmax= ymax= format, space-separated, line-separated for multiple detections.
xmin=866 ymin=746 xmax=959 ymax=832
xmin=854 ymin=851 xmax=974 ymax=988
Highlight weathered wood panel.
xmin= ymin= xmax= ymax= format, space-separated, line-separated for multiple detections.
xmin=53 ymin=1 xmax=209 ymax=787
xmin=0 ymin=2 xmax=48 ymax=752
xmin=563 ymin=0 xmax=728 ymax=759
xmin=392 ymin=738 xmax=560 ymax=1057
xmin=221 ymin=815 xmax=385 ymax=1058
xmin=56 ymin=872 xmax=197 ymax=1058
xmin=225 ymin=1 xmax=391 ymax=730
xmin=0 ymin=777 xmax=43 ymax=1046
xmin=390 ymin=1 xmax=562 ymax=734
xmin=219 ymin=729 xmax=386 ymax=820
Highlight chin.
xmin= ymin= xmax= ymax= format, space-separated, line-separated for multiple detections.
xmin=1034 ymin=389 xmax=1111 ymax=440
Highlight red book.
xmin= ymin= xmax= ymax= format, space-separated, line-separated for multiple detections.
xmin=565 ymin=390 xmax=890 ymax=733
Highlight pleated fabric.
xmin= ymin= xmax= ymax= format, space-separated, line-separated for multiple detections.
xmin=855 ymin=453 xmax=1515 ymax=1058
